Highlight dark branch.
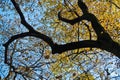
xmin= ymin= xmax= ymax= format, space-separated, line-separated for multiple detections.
xmin=11 ymin=0 xmax=35 ymax=32
xmin=58 ymin=11 xmax=85 ymax=25
xmin=78 ymin=0 xmax=89 ymax=14
xmin=52 ymin=40 xmax=120 ymax=58
xmin=58 ymin=0 xmax=120 ymax=58
xmin=4 ymin=0 xmax=119 ymax=63
xmin=52 ymin=40 xmax=100 ymax=54
xmin=82 ymin=22 xmax=91 ymax=40
xmin=85 ymin=13 xmax=112 ymax=40
xmin=110 ymin=1 xmax=120 ymax=9
xmin=3 ymin=32 xmax=54 ymax=63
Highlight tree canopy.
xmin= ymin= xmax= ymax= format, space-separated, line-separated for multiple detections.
xmin=0 ymin=0 xmax=120 ymax=79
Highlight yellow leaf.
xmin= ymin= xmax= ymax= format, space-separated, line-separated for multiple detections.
xmin=79 ymin=73 xmax=94 ymax=80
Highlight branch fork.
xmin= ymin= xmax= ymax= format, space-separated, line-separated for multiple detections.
xmin=3 ymin=0 xmax=120 ymax=64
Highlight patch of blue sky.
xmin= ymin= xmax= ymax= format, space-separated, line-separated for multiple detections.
xmin=1 ymin=0 xmax=47 ymax=79
xmin=0 ymin=0 xmax=119 ymax=79
xmin=0 ymin=34 xmax=6 ymax=68
xmin=0 ymin=45 xmax=4 ymax=59
xmin=110 ymin=75 xmax=120 ymax=80
xmin=0 ymin=62 xmax=9 ymax=79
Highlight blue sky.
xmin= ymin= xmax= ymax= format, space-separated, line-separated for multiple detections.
xmin=0 ymin=0 xmax=120 ymax=79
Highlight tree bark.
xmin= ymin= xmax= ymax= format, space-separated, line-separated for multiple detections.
xmin=3 ymin=0 xmax=120 ymax=64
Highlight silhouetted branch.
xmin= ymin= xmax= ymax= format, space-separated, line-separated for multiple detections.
xmin=78 ymin=0 xmax=88 ymax=14
xmin=109 ymin=1 xmax=120 ymax=9
xmin=52 ymin=40 xmax=100 ymax=54
xmin=4 ymin=0 xmax=120 ymax=64
xmin=82 ymin=22 xmax=91 ymax=40
xmin=58 ymin=0 xmax=120 ymax=58
xmin=58 ymin=11 xmax=86 ymax=25
xmin=11 ymin=0 xmax=35 ymax=32
xmin=3 ymin=31 xmax=55 ymax=63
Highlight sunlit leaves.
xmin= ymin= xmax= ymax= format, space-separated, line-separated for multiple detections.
xmin=1 ymin=0 xmax=120 ymax=79
xmin=15 ymin=66 xmax=34 ymax=77
xmin=78 ymin=73 xmax=94 ymax=80
xmin=44 ymin=50 xmax=50 ymax=59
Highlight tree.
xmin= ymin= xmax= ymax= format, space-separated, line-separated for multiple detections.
xmin=0 ymin=0 xmax=120 ymax=79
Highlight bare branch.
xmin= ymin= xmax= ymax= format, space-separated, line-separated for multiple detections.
xmin=110 ymin=1 xmax=120 ymax=9
xmin=11 ymin=0 xmax=35 ymax=32
xmin=3 ymin=32 xmax=54 ymax=63
xmin=4 ymin=0 xmax=119 ymax=62
xmin=52 ymin=40 xmax=100 ymax=54
xmin=57 ymin=0 xmax=120 ymax=58
xmin=58 ymin=11 xmax=85 ymax=25
xmin=78 ymin=0 xmax=89 ymax=14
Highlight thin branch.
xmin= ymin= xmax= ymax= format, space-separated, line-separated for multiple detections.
xmin=82 ymin=22 xmax=91 ymax=40
xmin=4 ymin=0 xmax=119 ymax=63
xmin=58 ymin=0 xmax=120 ymax=58
xmin=110 ymin=1 xmax=120 ymax=9
xmin=58 ymin=11 xmax=85 ymax=25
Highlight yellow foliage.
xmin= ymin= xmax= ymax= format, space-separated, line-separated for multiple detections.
xmin=44 ymin=50 xmax=50 ymax=59
xmin=79 ymin=73 xmax=94 ymax=80
xmin=44 ymin=0 xmax=120 ymax=79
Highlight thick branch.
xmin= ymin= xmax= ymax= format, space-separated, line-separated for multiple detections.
xmin=101 ymin=41 xmax=120 ymax=58
xmin=52 ymin=40 xmax=120 ymax=58
xmin=3 ymin=32 xmax=53 ymax=47
xmin=4 ymin=0 xmax=119 ymax=62
xmin=78 ymin=0 xmax=89 ymax=14
xmin=58 ymin=1 xmax=109 ymax=39
xmin=85 ymin=13 xmax=112 ymax=40
xmin=11 ymin=0 xmax=35 ymax=32
xmin=52 ymin=40 xmax=100 ymax=54
xmin=58 ymin=0 xmax=120 ymax=58
xmin=3 ymin=32 xmax=54 ymax=63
